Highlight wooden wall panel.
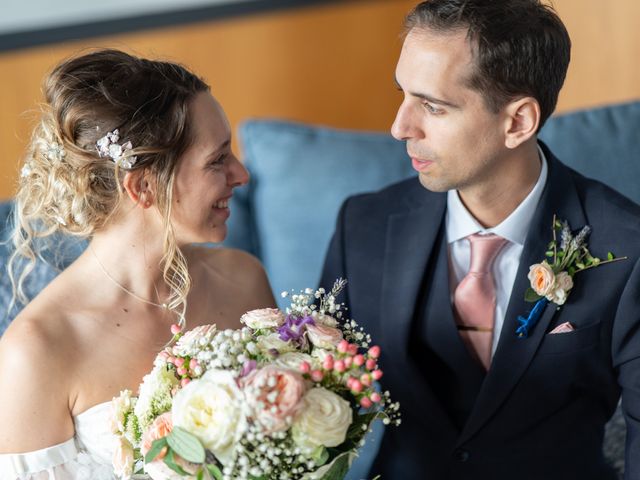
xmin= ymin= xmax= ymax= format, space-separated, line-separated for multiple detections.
xmin=0 ymin=0 xmax=638 ymax=199
xmin=554 ymin=0 xmax=640 ymax=112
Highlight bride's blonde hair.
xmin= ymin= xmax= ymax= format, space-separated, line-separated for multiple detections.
xmin=9 ymin=49 xmax=210 ymax=321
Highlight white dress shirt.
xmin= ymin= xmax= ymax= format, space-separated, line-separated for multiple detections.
xmin=446 ymin=147 xmax=548 ymax=356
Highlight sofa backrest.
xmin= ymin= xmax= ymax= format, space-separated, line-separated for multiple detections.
xmin=227 ymin=100 xmax=640 ymax=306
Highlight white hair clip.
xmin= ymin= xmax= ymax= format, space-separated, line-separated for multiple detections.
xmin=46 ymin=141 xmax=65 ymax=163
xmin=96 ymin=129 xmax=137 ymax=169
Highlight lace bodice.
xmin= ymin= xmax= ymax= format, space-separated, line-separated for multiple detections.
xmin=0 ymin=402 xmax=118 ymax=479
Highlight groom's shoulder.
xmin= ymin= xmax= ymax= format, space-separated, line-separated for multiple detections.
xmin=566 ymin=165 xmax=640 ymax=232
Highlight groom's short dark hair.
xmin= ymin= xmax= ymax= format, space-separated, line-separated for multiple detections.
xmin=406 ymin=0 xmax=571 ymax=128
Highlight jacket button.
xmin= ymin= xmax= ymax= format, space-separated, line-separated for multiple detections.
xmin=454 ymin=448 xmax=470 ymax=462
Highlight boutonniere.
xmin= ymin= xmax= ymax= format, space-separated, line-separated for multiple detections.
xmin=516 ymin=215 xmax=627 ymax=338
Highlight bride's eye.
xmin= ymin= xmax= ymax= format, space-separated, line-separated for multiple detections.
xmin=207 ymin=154 xmax=225 ymax=169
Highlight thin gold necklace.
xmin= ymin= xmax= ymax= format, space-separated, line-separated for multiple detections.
xmin=89 ymin=244 xmax=169 ymax=310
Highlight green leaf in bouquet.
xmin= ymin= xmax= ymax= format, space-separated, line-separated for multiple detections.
xmin=167 ymin=426 xmax=206 ymax=464
xmin=206 ymin=464 xmax=223 ymax=480
xmin=311 ymin=446 xmax=330 ymax=466
xmin=304 ymin=451 xmax=353 ymax=480
xmin=164 ymin=449 xmax=189 ymax=476
xmin=145 ymin=437 xmax=168 ymax=463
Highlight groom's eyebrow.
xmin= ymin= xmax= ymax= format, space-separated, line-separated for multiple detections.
xmin=394 ymin=77 xmax=460 ymax=108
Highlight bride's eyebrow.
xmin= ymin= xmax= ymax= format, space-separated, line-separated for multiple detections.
xmin=207 ymin=139 xmax=231 ymax=157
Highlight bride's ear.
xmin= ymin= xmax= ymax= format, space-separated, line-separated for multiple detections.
xmin=122 ymin=170 xmax=155 ymax=208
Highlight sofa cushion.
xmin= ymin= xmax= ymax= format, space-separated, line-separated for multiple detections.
xmin=539 ymin=100 xmax=640 ymax=205
xmin=230 ymin=121 xmax=414 ymax=302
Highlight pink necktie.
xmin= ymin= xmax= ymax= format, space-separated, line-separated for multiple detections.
xmin=453 ymin=233 xmax=508 ymax=371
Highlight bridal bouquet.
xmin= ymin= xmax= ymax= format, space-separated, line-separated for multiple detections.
xmin=110 ymin=280 xmax=400 ymax=480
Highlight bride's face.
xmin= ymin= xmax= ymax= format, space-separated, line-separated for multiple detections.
xmin=170 ymin=92 xmax=249 ymax=244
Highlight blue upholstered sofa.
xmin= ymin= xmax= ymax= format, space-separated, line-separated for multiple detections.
xmin=1 ymin=100 xmax=638 ymax=477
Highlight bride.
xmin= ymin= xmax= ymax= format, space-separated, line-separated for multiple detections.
xmin=0 ymin=49 xmax=276 ymax=478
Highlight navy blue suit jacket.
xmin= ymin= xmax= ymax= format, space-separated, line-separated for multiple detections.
xmin=320 ymin=145 xmax=640 ymax=479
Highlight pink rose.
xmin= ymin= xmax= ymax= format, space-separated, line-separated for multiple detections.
xmin=244 ymin=365 xmax=306 ymax=433
xmin=141 ymin=412 xmax=173 ymax=461
xmin=174 ymin=324 xmax=217 ymax=351
xmin=241 ymin=308 xmax=286 ymax=329
xmin=528 ymin=262 xmax=556 ymax=296
xmin=306 ymin=324 xmax=343 ymax=349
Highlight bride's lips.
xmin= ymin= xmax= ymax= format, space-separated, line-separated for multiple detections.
xmin=212 ymin=195 xmax=232 ymax=218
xmin=411 ymin=156 xmax=434 ymax=172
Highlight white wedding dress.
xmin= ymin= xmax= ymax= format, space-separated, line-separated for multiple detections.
xmin=0 ymin=402 xmax=118 ymax=479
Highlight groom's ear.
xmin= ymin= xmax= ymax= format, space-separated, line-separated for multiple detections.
xmin=503 ymin=97 xmax=540 ymax=149
xmin=122 ymin=169 xmax=155 ymax=208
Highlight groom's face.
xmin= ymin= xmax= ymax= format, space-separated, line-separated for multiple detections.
xmin=392 ymin=28 xmax=510 ymax=194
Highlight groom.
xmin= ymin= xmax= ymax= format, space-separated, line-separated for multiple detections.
xmin=320 ymin=1 xmax=640 ymax=479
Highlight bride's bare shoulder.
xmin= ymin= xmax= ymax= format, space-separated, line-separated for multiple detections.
xmin=0 ymin=305 xmax=75 ymax=451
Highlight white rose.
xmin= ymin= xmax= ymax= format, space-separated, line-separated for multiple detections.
xmin=273 ymin=352 xmax=315 ymax=371
xmin=172 ymin=369 xmax=246 ymax=465
xmin=556 ymin=271 xmax=573 ymax=292
xmin=292 ymin=388 xmax=353 ymax=451
xmin=548 ymin=287 xmax=569 ymax=305
xmin=241 ymin=308 xmax=286 ymax=330
xmin=547 ymin=271 xmax=573 ymax=305
xmin=257 ymin=332 xmax=297 ymax=355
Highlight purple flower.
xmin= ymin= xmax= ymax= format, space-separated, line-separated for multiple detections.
xmin=241 ymin=360 xmax=257 ymax=377
xmin=277 ymin=315 xmax=315 ymax=343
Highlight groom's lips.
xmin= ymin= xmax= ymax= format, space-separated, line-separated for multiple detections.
xmin=410 ymin=156 xmax=434 ymax=172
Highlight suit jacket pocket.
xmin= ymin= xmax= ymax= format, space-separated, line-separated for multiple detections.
xmin=536 ymin=321 xmax=602 ymax=355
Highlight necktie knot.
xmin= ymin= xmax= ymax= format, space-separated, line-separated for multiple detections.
xmin=467 ymin=233 xmax=508 ymax=274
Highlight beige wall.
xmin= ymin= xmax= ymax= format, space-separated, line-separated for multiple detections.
xmin=0 ymin=0 xmax=638 ymax=199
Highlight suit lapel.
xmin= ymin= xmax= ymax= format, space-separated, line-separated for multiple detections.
xmin=380 ymin=188 xmax=446 ymax=364
xmin=379 ymin=186 xmax=458 ymax=432
xmin=459 ymin=150 xmax=588 ymax=444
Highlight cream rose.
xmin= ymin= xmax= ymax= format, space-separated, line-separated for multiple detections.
xmin=528 ymin=262 xmax=556 ymax=297
xmin=244 ymin=365 xmax=306 ymax=433
xmin=291 ymin=387 xmax=353 ymax=451
xmin=171 ymin=369 xmax=246 ymax=465
xmin=241 ymin=308 xmax=286 ymax=329
xmin=556 ymin=271 xmax=574 ymax=292
xmin=306 ymin=324 xmax=343 ymax=349
xmin=257 ymin=332 xmax=297 ymax=355
xmin=112 ymin=437 xmax=134 ymax=479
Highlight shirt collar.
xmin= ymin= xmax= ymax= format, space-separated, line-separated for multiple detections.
xmin=446 ymin=145 xmax=548 ymax=246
